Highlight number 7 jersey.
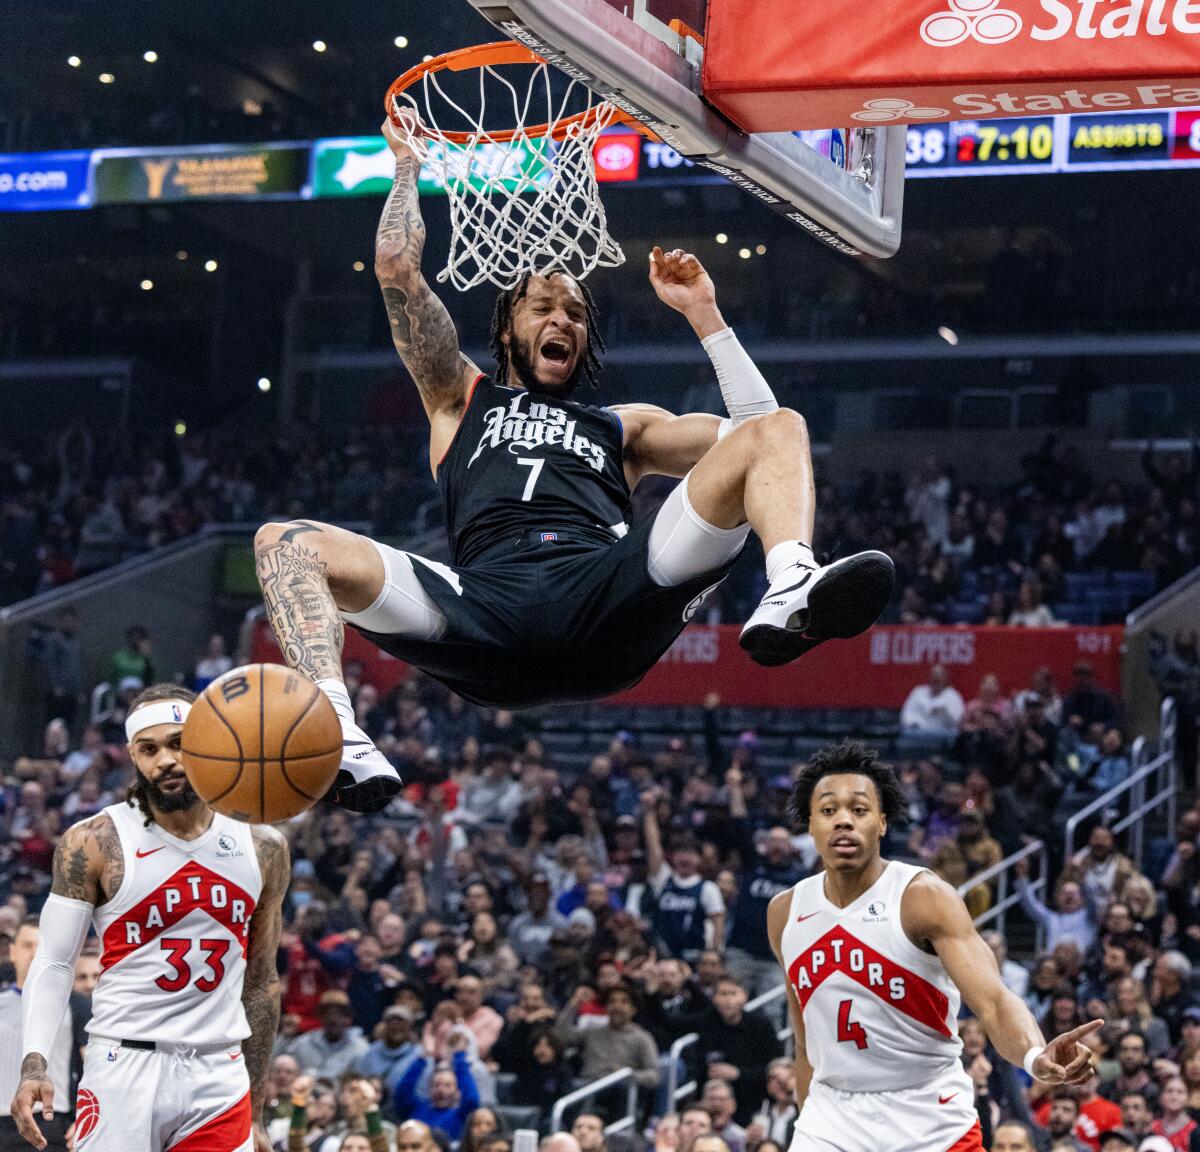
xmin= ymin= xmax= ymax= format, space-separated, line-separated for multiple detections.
xmin=780 ymin=860 xmax=964 ymax=1092
xmin=86 ymin=802 xmax=262 ymax=1045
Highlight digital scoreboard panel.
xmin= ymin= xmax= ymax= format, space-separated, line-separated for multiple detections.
xmin=906 ymin=107 xmax=1200 ymax=178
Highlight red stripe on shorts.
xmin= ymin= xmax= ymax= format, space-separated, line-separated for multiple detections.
xmin=943 ymin=1120 xmax=983 ymax=1152
xmin=166 ymin=1091 xmax=251 ymax=1151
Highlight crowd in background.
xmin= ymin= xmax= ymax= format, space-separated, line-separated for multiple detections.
xmin=2 ymin=634 xmax=1200 ymax=1152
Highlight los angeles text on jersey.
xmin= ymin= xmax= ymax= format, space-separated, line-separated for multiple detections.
xmin=467 ymin=393 xmax=608 ymax=473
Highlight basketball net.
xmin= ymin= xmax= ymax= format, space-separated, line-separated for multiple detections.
xmin=390 ymin=52 xmax=628 ymax=292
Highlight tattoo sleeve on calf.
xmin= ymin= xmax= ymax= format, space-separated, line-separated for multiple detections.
xmin=255 ymin=541 xmax=345 ymax=682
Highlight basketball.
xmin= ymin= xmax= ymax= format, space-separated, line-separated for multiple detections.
xmin=180 ymin=664 xmax=341 ymax=824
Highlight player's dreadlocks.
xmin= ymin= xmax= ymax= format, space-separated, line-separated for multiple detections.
xmin=126 ymin=683 xmax=197 ymax=827
xmin=786 ymin=741 xmax=907 ymax=834
xmin=489 ymin=271 xmax=606 ymax=390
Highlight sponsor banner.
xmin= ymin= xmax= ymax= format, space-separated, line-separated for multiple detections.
xmin=704 ymin=0 xmax=1200 ymax=130
xmin=251 ymin=621 xmax=1121 ymax=708
xmin=311 ymin=135 xmax=551 ymax=198
xmin=0 ymin=151 xmax=91 ymax=211
xmin=93 ymin=143 xmax=309 ymax=204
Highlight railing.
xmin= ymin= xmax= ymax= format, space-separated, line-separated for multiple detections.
xmin=958 ymin=838 xmax=1050 ymax=953
xmin=549 ymin=1068 xmax=639 ymax=1137
xmin=1064 ymin=698 xmax=1177 ymax=868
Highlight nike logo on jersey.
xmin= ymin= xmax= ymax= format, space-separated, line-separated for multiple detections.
xmin=938 ymin=1093 xmax=958 ymax=1105
xmin=135 ymin=846 xmax=165 ymax=858
xmin=230 ymin=1053 xmax=242 ymax=1061
xmin=796 ymin=912 xmax=819 ymax=922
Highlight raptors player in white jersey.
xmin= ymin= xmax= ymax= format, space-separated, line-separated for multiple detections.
xmin=768 ymin=743 xmax=1101 ymax=1152
xmin=11 ymin=684 xmax=289 ymax=1152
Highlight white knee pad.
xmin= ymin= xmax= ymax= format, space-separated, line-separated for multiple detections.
xmin=339 ymin=539 xmax=450 ymax=642
xmin=646 ymin=473 xmax=751 ymax=588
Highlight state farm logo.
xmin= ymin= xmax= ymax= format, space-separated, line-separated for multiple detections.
xmin=921 ymin=0 xmax=1022 ymax=46
xmin=853 ymin=98 xmax=948 ymax=123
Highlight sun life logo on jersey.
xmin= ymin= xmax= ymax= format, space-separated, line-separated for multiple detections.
xmin=216 ymin=832 xmax=243 ymax=859
xmin=864 ymin=900 xmax=887 ymax=922
xmin=921 ymin=0 xmax=1022 ymax=46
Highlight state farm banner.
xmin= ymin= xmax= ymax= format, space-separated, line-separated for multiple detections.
xmin=252 ymin=621 xmax=1121 ymax=709
xmin=703 ymin=0 xmax=1200 ymax=130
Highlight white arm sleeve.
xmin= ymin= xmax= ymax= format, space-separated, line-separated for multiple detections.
xmin=702 ymin=327 xmax=779 ymax=436
xmin=22 ymin=894 xmax=92 ymax=1060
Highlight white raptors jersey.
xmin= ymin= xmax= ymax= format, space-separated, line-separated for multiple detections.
xmin=87 ymin=802 xmax=262 ymax=1045
xmin=780 ymin=860 xmax=963 ymax=1092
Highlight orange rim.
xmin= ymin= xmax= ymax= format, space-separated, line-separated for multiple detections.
xmin=385 ymin=41 xmax=655 ymax=144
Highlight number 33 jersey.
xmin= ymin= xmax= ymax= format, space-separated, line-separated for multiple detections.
xmin=780 ymin=861 xmax=964 ymax=1092
xmin=87 ymin=802 xmax=262 ymax=1045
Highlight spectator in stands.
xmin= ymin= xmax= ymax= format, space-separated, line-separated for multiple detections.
xmin=508 ymin=873 xmax=566 ymax=968
xmin=745 ymin=1059 xmax=797 ymax=1148
xmin=1149 ymin=952 xmax=1198 ymax=1044
xmin=982 ymin=930 xmax=1030 ymax=998
xmin=1038 ymin=1091 xmax=1090 ymax=1152
xmin=193 ymin=633 xmax=232 ymax=689
xmin=1118 ymin=1091 xmax=1156 ymax=1144
xmin=392 ymin=1030 xmax=480 ymax=1141
xmin=640 ymin=797 xmax=725 ymax=964
xmin=1100 ymin=1030 xmax=1159 ymax=1109
xmin=108 ymin=624 xmax=154 ymax=687
xmin=571 ymin=1114 xmax=613 ymax=1152
xmin=462 ymin=747 xmax=523 ymax=825
xmin=325 ymin=1079 xmax=397 ymax=1151
xmin=287 ymin=990 xmax=369 ymax=1079
xmin=899 ymin=665 xmax=965 ymax=738
xmin=1016 ymin=855 xmax=1097 ymax=953
xmin=459 ymin=913 xmax=520 ymax=999
xmin=699 ymin=1080 xmax=746 ymax=1152
xmin=557 ymin=982 xmax=661 ymax=1092
xmin=904 ymin=457 xmax=952 ymax=548
xmin=637 ymin=958 xmax=710 ymax=1053
xmin=461 ymin=1108 xmax=504 ymax=1152
xmin=29 ymin=608 xmax=84 ymax=732
xmin=695 ymin=976 xmax=782 ymax=1124
xmin=991 ymin=1122 xmax=1037 ymax=1152
xmin=1150 ymin=1076 xmax=1196 ymax=1148
xmin=357 ymin=1005 xmax=423 ymax=1094
xmin=1063 ymin=663 xmax=1119 ymax=729
xmin=1071 ymin=827 xmax=1136 ymax=911
xmin=1087 ymin=730 xmax=1132 ymax=795
xmin=1009 ymin=579 xmax=1058 ymax=627
xmin=1150 ymin=628 xmax=1200 ymax=786
xmin=1108 ymin=978 xmax=1170 ymax=1058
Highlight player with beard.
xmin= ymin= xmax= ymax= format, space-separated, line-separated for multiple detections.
xmin=11 ymin=684 xmax=289 ymax=1152
xmin=253 ymin=115 xmax=895 ymax=813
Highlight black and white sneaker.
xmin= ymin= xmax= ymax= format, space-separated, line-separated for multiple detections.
xmin=324 ymin=732 xmax=403 ymax=814
xmin=739 ymin=551 xmax=895 ymax=667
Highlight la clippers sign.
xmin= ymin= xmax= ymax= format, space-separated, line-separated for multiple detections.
xmin=703 ymin=0 xmax=1200 ymax=130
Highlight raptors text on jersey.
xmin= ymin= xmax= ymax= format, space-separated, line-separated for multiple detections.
xmin=780 ymin=860 xmax=964 ymax=1092
xmin=86 ymin=803 xmax=263 ymax=1045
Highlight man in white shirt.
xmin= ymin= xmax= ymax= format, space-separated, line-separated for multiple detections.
xmin=900 ymin=665 xmax=965 ymax=737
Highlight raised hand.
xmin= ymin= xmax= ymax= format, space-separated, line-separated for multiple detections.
xmin=1031 ymin=1019 xmax=1104 ymax=1085
xmin=648 ymin=246 xmax=718 ymax=318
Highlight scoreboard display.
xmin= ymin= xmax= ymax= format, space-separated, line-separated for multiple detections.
xmin=906 ymin=108 xmax=1200 ymax=178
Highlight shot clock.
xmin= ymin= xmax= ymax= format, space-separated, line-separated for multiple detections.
xmin=906 ymin=117 xmax=1057 ymax=172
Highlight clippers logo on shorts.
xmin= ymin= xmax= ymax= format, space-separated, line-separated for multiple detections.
xmin=468 ymin=393 xmax=607 ymax=473
xmin=683 ymin=581 xmax=723 ymax=623
xmin=788 ymin=925 xmax=953 ymax=1037
xmin=100 ymin=861 xmax=256 ymax=969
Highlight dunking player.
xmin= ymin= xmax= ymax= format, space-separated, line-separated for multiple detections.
xmin=769 ymin=743 xmax=1102 ymax=1152
xmin=11 ymin=685 xmax=289 ymax=1152
xmin=253 ymin=116 xmax=895 ymax=812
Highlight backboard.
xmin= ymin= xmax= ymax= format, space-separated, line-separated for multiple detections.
xmin=463 ymin=0 xmax=907 ymax=257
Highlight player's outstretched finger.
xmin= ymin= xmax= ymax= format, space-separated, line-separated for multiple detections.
xmin=1062 ymin=1019 xmax=1105 ymax=1045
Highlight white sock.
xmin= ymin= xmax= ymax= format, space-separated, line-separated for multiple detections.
xmin=766 ymin=540 xmax=816 ymax=585
xmin=316 ymin=678 xmax=357 ymax=730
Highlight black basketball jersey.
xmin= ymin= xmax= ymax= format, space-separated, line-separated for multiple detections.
xmin=437 ymin=374 xmax=633 ymax=566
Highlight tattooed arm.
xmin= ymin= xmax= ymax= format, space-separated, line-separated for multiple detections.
xmin=375 ymin=118 xmax=478 ymax=424
xmin=243 ymin=825 xmax=290 ymax=1147
xmin=13 ymin=818 xmax=113 ymax=1149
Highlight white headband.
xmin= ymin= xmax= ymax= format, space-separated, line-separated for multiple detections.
xmin=126 ymin=700 xmax=192 ymax=742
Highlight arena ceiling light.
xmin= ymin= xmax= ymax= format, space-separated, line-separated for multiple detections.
xmin=312 ymin=40 xmax=327 ymax=53
xmin=140 ymin=279 xmax=153 ymax=291
xmin=257 ymin=377 xmax=272 ymax=392
xmin=98 ymin=72 xmax=115 ymax=84
xmin=67 ymin=56 xmax=81 ymax=68
xmin=174 ymin=421 xmax=187 ymax=437
xmin=394 ymin=36 xmax=409 ymax=48
xmin=738 ymin=247 xmax=751 ymax=259
xmin=755 ymin=244 xmax=767 ymax=255
xmin=176 ymin=250 xmax=188 ymax=261
xmin=143 ymin=50 xmax=158 ymax=63
xmin=352 ymin=260 xmax=365 ymax=272
xmin=715 ymin=233 xmax=728 ymax=244
xmin=938 ymin=326 xmax=959 ymax=346
xmin=204 ymin=259 xmax=218 ymax=272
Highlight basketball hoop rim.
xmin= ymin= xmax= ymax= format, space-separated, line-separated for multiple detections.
xmin=385 ymin=41 xmax=654 ymax=144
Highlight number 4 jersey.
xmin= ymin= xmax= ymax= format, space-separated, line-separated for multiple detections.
xmin=780 ymin=860 xmax=964 ymax=1092
xmin=86 ymin=802 xmax=262 ymax=1045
